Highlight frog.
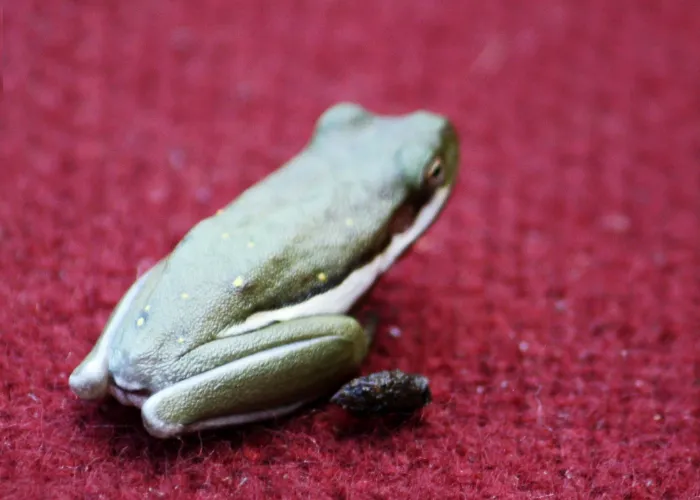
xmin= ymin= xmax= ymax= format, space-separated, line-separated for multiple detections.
xmin=69 ymin=102 xmax=460 ymax=438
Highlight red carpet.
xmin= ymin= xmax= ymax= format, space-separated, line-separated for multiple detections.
xmin=2 ymin=1 xmax=699 ymax=498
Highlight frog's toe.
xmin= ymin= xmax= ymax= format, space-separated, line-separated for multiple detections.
xmin=141 ymin=398 xmax=185 ymax=438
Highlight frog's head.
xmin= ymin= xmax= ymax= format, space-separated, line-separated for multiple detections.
xmin=313 ymin=102 xmax=460 ymax=247
xmin=314 ymin=102 xmax=459 ymax=192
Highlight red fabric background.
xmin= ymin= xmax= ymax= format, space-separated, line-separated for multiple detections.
xmin=2 ymin=1 xmax=699 ymax=498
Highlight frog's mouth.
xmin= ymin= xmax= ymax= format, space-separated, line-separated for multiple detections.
xmin=109 ymin=383 xmax=151 ymax=408
xmin=106 ymin=351 xmax=157 ymax=407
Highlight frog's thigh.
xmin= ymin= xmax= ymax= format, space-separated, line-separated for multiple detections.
xmin=141 ymin=315 xmax=368 ymax=438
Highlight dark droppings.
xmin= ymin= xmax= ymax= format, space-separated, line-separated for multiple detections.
xmin=330 ymin=370 xmax=432 ymax=416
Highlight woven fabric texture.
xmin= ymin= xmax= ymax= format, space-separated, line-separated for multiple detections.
xmin=2 ymin=1 xmax=699 ymax=498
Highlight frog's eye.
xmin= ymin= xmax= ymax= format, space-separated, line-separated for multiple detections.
xmin=424 ymin=157 xmax=445 ymax=187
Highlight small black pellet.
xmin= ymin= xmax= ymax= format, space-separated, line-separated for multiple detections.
xmin=330 ymin=370 xmax=432 ymax=416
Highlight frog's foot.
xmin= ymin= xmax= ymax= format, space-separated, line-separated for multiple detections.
xmin=140 ymin=315 xmax=368 ymax=438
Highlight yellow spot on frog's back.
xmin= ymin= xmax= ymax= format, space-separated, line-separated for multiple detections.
xmin=221 ymin=232 xmax=230 ymax=240
xmin=317 ymin=272 xmax=328 ymax=282
xmin=232 ymin=276 xmax=245 ymax=288
xmin=136 ymin=317 xmax=145 ymax=327
xmin=247 ymin=241 xmax=255 ymax=248
xmin=345 ymin=218 xmax=354 ymax=227
xmin=177 ymin=337 xmax=185 ymax=344
xmin=144 ymin=305 xmax=151 ymax=312
xmin=180 ymin=292 xmax=190 ymax=300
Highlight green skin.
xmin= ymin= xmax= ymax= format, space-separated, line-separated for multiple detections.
xmin=69 ymin=102 xmax=460 ymax=438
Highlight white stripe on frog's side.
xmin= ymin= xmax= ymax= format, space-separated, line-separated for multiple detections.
xmin=217 ymin=185 xmax=451 ymax=340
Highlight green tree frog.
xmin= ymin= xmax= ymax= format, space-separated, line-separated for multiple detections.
xmin=69 ymin=102 xmax=460 ymax=438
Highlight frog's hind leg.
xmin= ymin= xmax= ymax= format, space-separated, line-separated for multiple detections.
xmin=140 ymin=315 xmax=368 ymax=438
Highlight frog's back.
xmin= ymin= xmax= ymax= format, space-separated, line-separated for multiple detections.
xmin=123 ymin=103 xmax=456 ymax=353
xmin=160 ymin=132 xmax=408 ymax=321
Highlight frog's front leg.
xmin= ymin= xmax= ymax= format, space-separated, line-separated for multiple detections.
xmin=141 ymin=315 xmax=368 ymax=438
xmin=70 ymin=264 xmax=161 ymax=400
